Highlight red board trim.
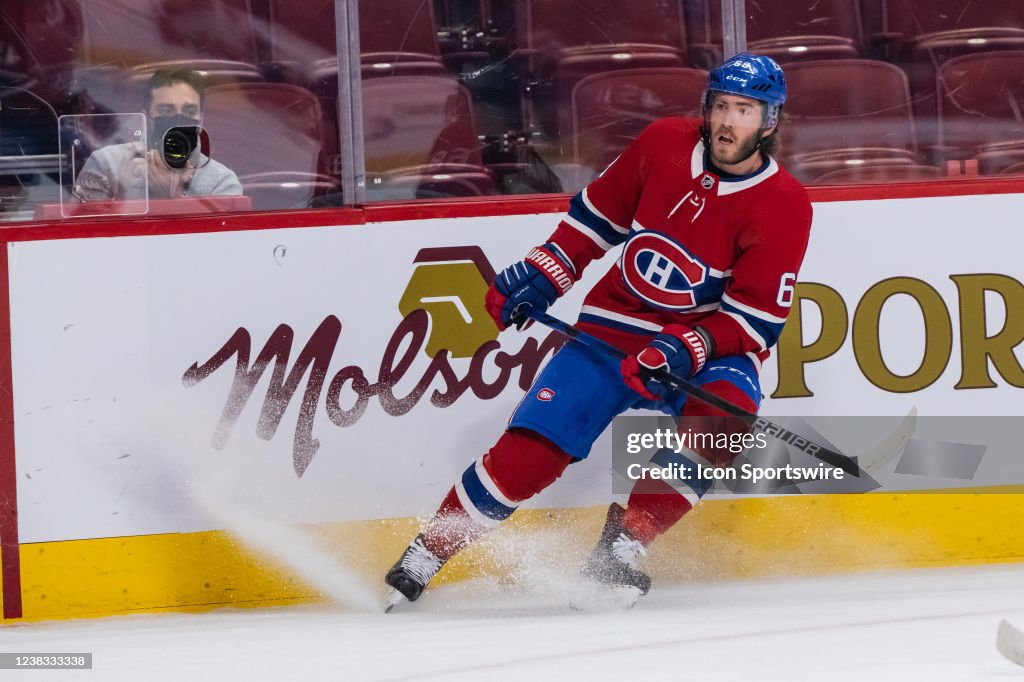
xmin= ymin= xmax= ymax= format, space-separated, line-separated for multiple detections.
xmin=0 ymin=244 xmax=21 ymax=619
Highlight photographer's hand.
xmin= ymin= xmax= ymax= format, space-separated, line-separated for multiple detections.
xmin=147 ymin=150 xmax=195 ymax=198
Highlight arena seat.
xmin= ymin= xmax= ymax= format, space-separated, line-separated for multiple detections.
xmin=812 ymin=162 xmax=944 ymax=184
xmin=936 ymin=52 xmax=1024 ymax=161
xmin=518 ymin=0 xmax=689 ymax=137
xmin=878 ymin=0 xmax=1024 ymax=55
xmin=362 ymin=75 xmax=494 ymax=198
xmin=269 ymin=0 xmax=446 ymax=85
xmin=202 ymin=82 xmax=327 ymax=193
xmin=81 ymin=0 xmax=260 ymax=68
xmin=0 ymin=0 xmax=83 ymax=87
xmin=874 ymin=0 xmax=1024 ymax=152
xmin=976 ymin=140 xmax=1024 ymax=176
xmin=570 ymin=67 xmax=706 ymax=173
xmin=745 ymin=0 xmax=863 ymax=63
xmin=779 ymin=59 xmax=918 ymax=177
xmin=997 ymin=160 xmax=1024 ymax=175
xmin=0 ymin=86 xmax=62 ymax=215
xmin=238 ymin=171 xmax=339 ymax=210
xmin=72 ymin=0 xmax=264 ymax=116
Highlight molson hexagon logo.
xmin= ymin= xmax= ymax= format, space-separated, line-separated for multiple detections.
xmin=398 ymin=247 xmax=500 ymax=358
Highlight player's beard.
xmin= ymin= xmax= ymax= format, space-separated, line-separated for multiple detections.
xmin=709 ymin=126 xmax=761 ymax=167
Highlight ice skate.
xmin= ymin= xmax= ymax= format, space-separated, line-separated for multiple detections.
xmin=384 ymin=534 xmax=445 ymax=612
xmin=575 ymin=503 xmax=651 ymax=609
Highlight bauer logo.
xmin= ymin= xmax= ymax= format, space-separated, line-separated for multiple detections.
xmin=397 ymin=246 xmax=500 ymax=358
xmin=537 ymin=388 xmax=555 ymax=401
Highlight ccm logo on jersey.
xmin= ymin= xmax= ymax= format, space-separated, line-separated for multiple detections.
xmin=537 ymin=388 xmax=556 ymax=401
xmin=619 ymin=232 xmax=708 ymax=310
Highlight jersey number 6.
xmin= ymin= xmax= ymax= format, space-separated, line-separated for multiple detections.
xmin=777 ymin=272 xmax=796 ymax=307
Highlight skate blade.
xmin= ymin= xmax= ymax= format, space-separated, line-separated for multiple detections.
xmin=569 ymin=583 xmax=643 ymax=612
xmin=384 ymin=587 xmax=407 ymax=613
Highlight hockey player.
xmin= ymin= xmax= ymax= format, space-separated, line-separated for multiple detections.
xmin=385 ymin=53 xmax=813 ymax=606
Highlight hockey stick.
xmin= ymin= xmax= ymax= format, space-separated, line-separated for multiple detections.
xmin=527 ymin=309 xmax=908 ymax=478
xmin=998 ymin=620 xmax=1024 ymax=667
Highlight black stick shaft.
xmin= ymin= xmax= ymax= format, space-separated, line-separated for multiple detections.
xmin=528 ymin=310 xmax=862 ymax=477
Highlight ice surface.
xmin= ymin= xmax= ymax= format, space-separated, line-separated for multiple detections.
xmin=3 ymin=563 xmax=1024 ymax=681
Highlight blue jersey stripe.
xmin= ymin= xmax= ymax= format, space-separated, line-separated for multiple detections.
xmin=568 ymin=192 xmax=629 ymax=248
xmin=720 ymin=298 xmax=786 ymax=348
xmin=460 ymin=462 xmax=517 ymax=521
xmin=578 ymin=312 xmax=655 ymax=337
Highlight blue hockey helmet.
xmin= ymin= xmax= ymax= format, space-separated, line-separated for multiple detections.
xmin=703 ymin=52 xmax=787 ymax=128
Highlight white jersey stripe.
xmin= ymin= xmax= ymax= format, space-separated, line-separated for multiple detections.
xmin=474 ymin=460 xmax=518 ymax=509
xmin=724 ymin=311 xmax=768 ymax=350
xmin=717 ymin=157 xmax=780 ymax=196
xmin=454 ymin=480 xmax=502 ymax=528
xmin=580 ymin=305 xmax=663 ymax=332
xmin=722 ymin=292 xmax=787 ymax=324
xmin=690 ymin=140 xmax=705 ymax=178
xmin=563 ymin=215 xmax=614 ymax=251
xmin=746 ymin=351 xmax=763 ymax=373
xmin=547 ymin=240 xmax=577 ymax=275
xmin=582 ymin=187 xmax=629 ymax=234
xmin=676 ymin=483 xmax=701 ymax=509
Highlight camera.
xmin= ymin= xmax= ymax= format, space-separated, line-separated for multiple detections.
xmin=161 ymin=126 xmax=199 ymax=169
xmin=150 ymin=114 xmax=201 ymax=168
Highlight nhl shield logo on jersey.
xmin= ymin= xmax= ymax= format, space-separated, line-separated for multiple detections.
xmin=701 ymin=174 xmax=715 ymax=190
xmin=619 ymin=232 xmax=708 ymax=310
xmin=537 ymin=388 xmax=555 ymax=401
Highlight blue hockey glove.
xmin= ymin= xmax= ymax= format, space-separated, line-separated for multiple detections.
xmin=621 ymin=324 xmax=711 ymax=400
xmin=485 ymin=243 xmax=575 ymax=330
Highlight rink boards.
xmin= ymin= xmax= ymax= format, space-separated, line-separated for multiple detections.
xmin=2 ymin=186 xmax=1024 ymax=619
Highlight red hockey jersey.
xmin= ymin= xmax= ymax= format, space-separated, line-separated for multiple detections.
xmin=546 ymin=117 xmax=813 ymax=369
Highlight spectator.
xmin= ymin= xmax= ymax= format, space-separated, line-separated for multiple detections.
xmin=73 ymin=69 xmax=241 ymax=201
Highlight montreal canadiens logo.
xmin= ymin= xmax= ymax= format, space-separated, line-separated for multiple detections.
xmin=619 ymin=232 xmax=708 ymax=310
xmin=537 ymin=388 xmax=555 ymax=401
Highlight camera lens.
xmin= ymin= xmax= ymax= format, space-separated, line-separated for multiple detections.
xmin=162 ymin=126 xmax=198 ymax=169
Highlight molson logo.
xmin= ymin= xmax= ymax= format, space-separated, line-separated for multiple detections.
xmin=182 ymin=246 xmax=564 ymax=478
xmin=774 ymin=275 xmax=1024 ymax=397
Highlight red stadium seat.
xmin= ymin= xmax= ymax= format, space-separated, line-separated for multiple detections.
xmin=72 ymin=0 xmax=263 ymax=114
xmin=779 ymin=59 xmax=918 ymax=177
xmin=81 ymin=0 xmax=260 ymax=68
xmin=268 ymin=0 xmax=446 ymax=84
xmin=874 ymin=1 xmax=1024 ymax=152
xmin=519 ymin=0 xmax=689 ymax=137
xmin=362 ymin=75 xmax=494 ymax=198
xmin=571 ymin=67 xmax=706 ymax=173
xmin=0 ymin=0 xmax=82 ymax=85
xmin=998 ymin=160 xmax=1024 ymax=175
xmin=812 ymin=162 xmax=944 ymax=184
xmin=877 ymin=0 xmax=1024 ymax=56
xmin=937 ymin=52 xmax=1024 ymax=160
xmin=745 ymin=0 xmax=863 ymax=63
xmin=976 ymin=140 xmax=1024 ymax=176
xmin=238 ymin=171 xmax=339 ymax=210
xmin=0 ymin=86 xmax=61 ymax=215
xmin=202 ymin=82 xmax=327 ymax=186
